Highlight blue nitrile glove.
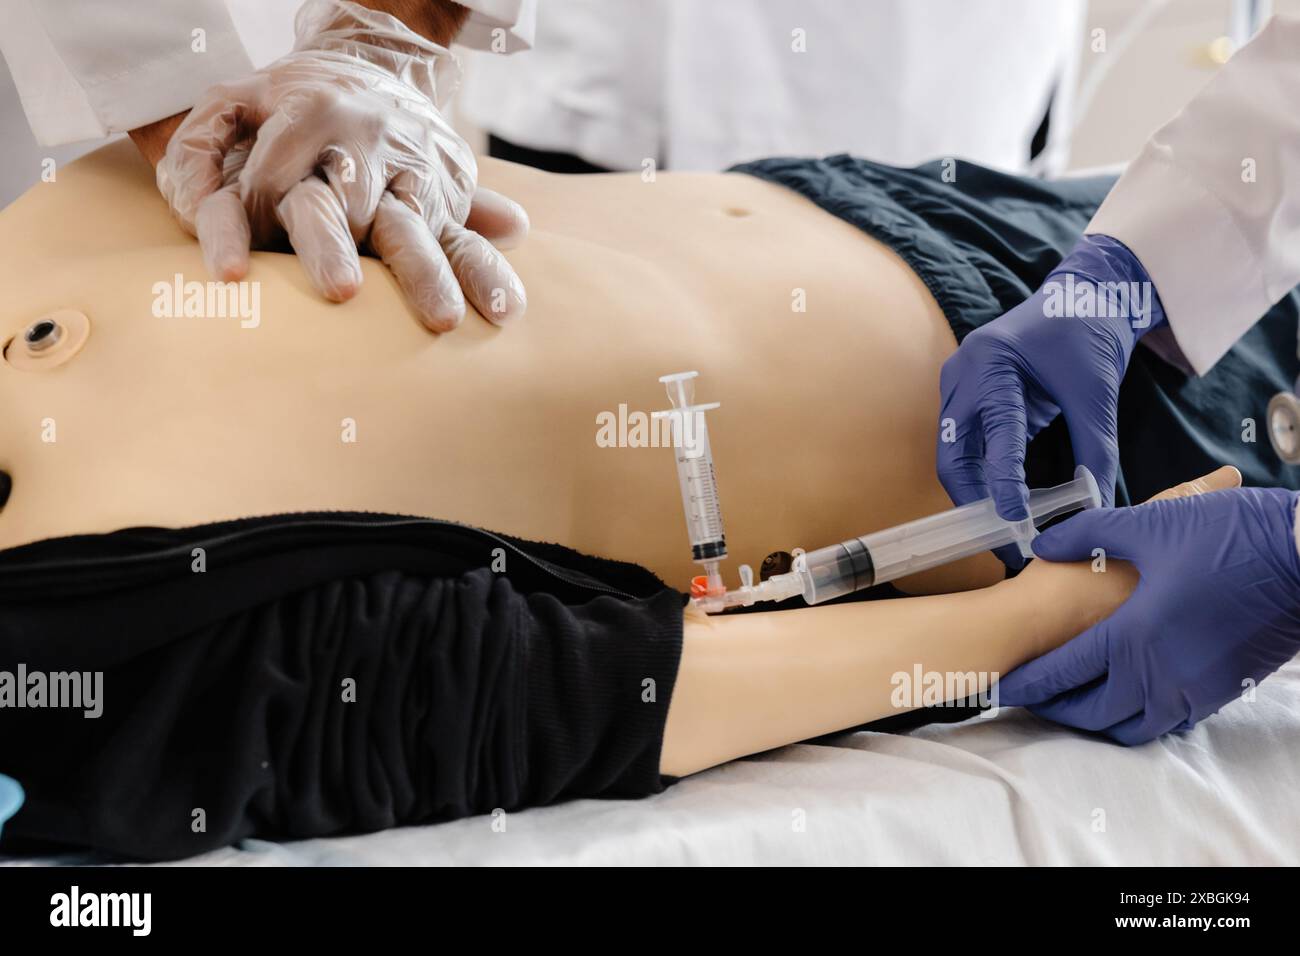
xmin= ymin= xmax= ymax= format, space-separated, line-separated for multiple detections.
xmin=998 ymin=487 xmax=1300 ymax=744
xmin=0 ymin=774 xmax=23 ymax=840
xmin=936 ymin=234 xmax=1165 ymax=568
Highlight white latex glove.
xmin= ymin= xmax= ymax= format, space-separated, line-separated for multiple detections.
xmin=156 ymin=0 xmax=527 ymax=332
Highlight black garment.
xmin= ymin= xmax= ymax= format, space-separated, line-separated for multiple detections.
xmin=1028 ymin=93 xmax=1053 ymax=164
xmin=733 ymin=155 xmax=1300 ymax=503
xmin=487 ymin=134 xmax=611 ymax=174
xmin=0 ymin=513 xmax=684 ymax=860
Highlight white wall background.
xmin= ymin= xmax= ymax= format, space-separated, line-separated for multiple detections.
xmin=1070 ymin=0 xmax=1300 ymax=170
xmin=1 ymin=0 xmax=1297 ymax=208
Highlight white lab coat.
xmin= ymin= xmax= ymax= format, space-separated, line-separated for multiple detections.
xmin=0 ymin=0 xmax=536 ymax=146
xmin=457 ymin=0 xmax=1086 ymax=174
xmin=1088 ymin=15 xmax=1300 ymax=377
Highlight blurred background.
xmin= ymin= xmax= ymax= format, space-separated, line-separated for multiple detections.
xmin=1 ymin=0 xmax=1295 ymax=208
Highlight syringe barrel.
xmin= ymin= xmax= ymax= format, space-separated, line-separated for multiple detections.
xmin=797 ymin=466 xmax=1100 ymax=604
xmin=665 ymin=408 xmax=727 ymax=561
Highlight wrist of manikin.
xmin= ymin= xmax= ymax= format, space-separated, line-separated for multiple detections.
xmin=1044 ymin=234 xmax=1168 ymax=354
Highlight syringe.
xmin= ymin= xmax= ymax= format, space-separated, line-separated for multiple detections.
xmin=653 ymin=372 xmax=729 ymax=599
xmin=726 ymin=466 xmax=1101 ymax=609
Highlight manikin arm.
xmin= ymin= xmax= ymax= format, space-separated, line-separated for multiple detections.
xmin=660 ymin=467 xmax=1239 ymax=776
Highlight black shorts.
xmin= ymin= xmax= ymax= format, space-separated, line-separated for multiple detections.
xmin=0 ymin=514 xmax=684 ymax=860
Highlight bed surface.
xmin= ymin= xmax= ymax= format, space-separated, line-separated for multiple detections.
xmin=6 ymin=659 xmax=1299 ymax=867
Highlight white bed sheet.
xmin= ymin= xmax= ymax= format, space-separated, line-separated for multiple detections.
xmin=8 ymin=659 xmax=1300 ymax=867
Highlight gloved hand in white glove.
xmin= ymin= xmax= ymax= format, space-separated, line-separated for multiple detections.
xmin=156 ymin=0 xmax=527 ymax=332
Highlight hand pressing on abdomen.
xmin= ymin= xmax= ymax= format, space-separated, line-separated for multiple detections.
xmin=150 ymin=0 xmax=527 ymax=333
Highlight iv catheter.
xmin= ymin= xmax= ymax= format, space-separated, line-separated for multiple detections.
xmin=655 ymin=370 xmax=1102 ymax=613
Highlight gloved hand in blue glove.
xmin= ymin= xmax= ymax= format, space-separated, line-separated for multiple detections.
xmin=998 ymin=482 xmax=1300 ymax=744
xmin=936 ymin=234 xmax=1166 ymax=567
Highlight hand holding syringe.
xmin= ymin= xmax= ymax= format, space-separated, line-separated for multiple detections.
xmin=656 ymin=371 xmax=1101 ymax=613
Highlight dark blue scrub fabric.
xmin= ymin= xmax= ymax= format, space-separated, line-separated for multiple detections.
xmin=733 ymin=154 xmax=1300 ymax=504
